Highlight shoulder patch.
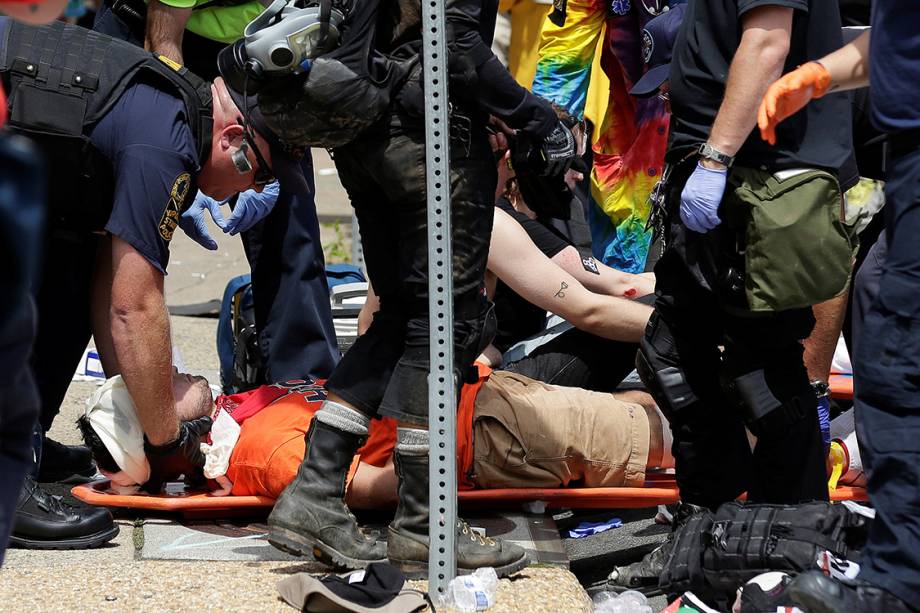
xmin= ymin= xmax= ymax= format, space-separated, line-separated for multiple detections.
xmin=642 ymin=28 xmax=654 ymax=64
xmin=158 ymin=172 xmax=191 ymax=242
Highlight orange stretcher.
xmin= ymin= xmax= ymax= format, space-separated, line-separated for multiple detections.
xmin=72 ymin=479 xmax=868 ymax=518
xmin=829 ymin=373 xmax=854 ymax=401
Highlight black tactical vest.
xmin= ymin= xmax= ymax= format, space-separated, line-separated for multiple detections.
xmin=0 ymin=18 xmax=213 ymax=233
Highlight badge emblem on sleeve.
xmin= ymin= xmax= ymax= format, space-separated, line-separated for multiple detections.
xmin=159 ymin=172 xmax=191 ymax=242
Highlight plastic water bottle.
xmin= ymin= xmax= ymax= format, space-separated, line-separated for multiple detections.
xmin=592 ymin=590 xmax=652 ymax=613
xmin=446 ymin=568 xmax=498 ymax=611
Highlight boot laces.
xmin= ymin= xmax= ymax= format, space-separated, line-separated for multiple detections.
xmin=459 ymin=520 xmax=495 ymax=547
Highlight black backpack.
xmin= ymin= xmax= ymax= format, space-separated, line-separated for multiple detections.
xmin=660 ymin=501 xmax=871 ymax=609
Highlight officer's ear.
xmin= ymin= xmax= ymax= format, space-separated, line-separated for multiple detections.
xmin=219 ymin=124 xmax=246 ymax=153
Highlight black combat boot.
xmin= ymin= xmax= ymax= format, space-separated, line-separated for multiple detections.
xmin=386 ymin=428 xmax=530 ymax=579
xmin=267 ymin=413 xmax=386 ymax=569
xmin=38 ymin=437 xmax=97 ymax=484
xmin=603 ymin=502 xmax=709 ymax=595
xmin=10 ymin=476 xmax=118 ymax=549
xmin=788 ymin=570 xmax=917 ymax=613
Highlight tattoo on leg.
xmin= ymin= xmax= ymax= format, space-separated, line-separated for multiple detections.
xmin=554 ymin=281 xmax=568 ymax=298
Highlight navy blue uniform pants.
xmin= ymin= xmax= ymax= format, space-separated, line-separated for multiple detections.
xmin=0 ymin=135 xmax=45 ymax=565
xmin=853 ymin=145 xmax=920 ymax=605
xmin=241 ymin=158 xmax=339 ymax=383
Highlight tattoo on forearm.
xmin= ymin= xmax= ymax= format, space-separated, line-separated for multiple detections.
xmin=554 ymin=281 xmax=568 ymax=298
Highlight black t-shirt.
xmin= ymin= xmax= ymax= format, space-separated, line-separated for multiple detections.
xmin=667 ymin=0 xmax=853 ymax=178
xmin=491 ymin=199 xmax=573 ymax=353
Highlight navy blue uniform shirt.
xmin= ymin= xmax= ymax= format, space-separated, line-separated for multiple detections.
xmin=869 ymin=1 xmax=920 ymax=132
xmin=88 ymin=82 xmax=199 ymax=273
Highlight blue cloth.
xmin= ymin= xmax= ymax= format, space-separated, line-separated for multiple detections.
xmin=869 ymin=1 xmax=920 ymax=132
xmin=88 ymin=82 xmax=199 ymax=273
xmin=567 ymin=518 xmax=622 ymax=538
xmin=853 ymin=145 xmax=920 ymax=605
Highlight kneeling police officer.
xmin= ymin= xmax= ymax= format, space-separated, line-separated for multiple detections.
xmin=0 ymin=16 xmax=308 ymax=549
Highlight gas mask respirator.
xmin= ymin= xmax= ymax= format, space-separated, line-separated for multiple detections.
xmin=218 ymin=0 xmax=344 ymax=93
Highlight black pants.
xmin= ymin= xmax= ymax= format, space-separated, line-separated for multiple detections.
xmin=0 ymin=135 xmax=44 ymax=564
xmin=639 ymin=165 xmax=827 ymax=510
xmin=853 ymin=144 xmax=920 ymax=605
xmin=326 ymin=113 xmax=496 ymax=426
xmin=503 ymin=327 xmax=637 ymax=393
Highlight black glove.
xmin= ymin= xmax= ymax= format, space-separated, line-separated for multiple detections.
xmin=142 ymin=416 xmax=213 ymax=494
xmin=538 ymin=120 xmax=577 ymax=177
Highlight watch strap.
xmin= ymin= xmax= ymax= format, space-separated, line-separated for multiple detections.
xmin=698 ymin=143 xmax=735 ymax=167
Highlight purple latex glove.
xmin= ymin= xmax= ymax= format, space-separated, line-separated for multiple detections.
xmin=817 ymin=395 xmax=831 ymax=453
xmin=223 ymin=181 xmax=280 ymax=236
xmin=680 ymin=162 xmax=727 ymax=233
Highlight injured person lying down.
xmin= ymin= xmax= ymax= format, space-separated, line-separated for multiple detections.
xmin=77 ymin=366 xmax=674 ymax=506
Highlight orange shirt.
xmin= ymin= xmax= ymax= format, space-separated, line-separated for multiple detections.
xmin=226 ymin=366 xmax=492 ymax=498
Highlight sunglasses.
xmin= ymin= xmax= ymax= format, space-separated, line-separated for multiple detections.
xmin=231 ymin=122 xmax=275 ymax=188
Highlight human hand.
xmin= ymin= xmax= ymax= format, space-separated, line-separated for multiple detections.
xmin=142 ymin=415 xmax=213 ymax=494
xmin=223 ymin=181 xmax=280 ymax=236
xmin=758 ymin=62 xmax=831 ymax=145
xmin=539 ymin=120 xmax=577 ymax=177
xmin=178 ymin=191 xmax=226 ymax=250
xmin=680 ymin=161 xmax=727 ymax=233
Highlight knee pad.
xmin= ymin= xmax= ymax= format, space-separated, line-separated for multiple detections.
xmin=636 ymin=340 xmax=699 ymax=421
xmin=727 ymin=369 xmax=811 ymax=438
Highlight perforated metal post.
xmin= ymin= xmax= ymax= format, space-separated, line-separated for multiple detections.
xmin=421 ymin=0 xmax=457 ymax=599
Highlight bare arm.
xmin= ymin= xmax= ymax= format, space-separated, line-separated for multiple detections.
xmin=357 ymin=283 xmax=379 ymax=336
xmin=109 ymin=237 xmax=179 ymax=445
xmin=488 ymin=208 xmax=651 ymax=343
xmin=551 ymin=246 xmax=655 ymax=299
xmin=820 ymin=30 xmax=871 ymax=93
xmin=145 ymin=0 xmax=192 ymax=65
xmin=705 ymin=6 xmax=794 ymax=162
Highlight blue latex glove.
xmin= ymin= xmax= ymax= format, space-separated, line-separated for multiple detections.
xmin=680 ymin=162 xmax=728 ymax=233
xmin=179 ymin=191 xmax=227 ymax=250
xmin=223 ymin=181 xmax=280 ymax=236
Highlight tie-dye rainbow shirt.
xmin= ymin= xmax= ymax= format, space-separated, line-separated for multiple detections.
xmin=533 ymin=0 xmax=671 ymax=273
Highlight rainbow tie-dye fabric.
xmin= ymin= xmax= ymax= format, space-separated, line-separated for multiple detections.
xmin=533 ymin=0 xmax=671 ymax=273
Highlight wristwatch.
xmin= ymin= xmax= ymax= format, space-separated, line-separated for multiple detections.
xmin=810 ymin=379 xmax=830 ymax=399
xmin=698 ymin=143 xmax=735 ymax=168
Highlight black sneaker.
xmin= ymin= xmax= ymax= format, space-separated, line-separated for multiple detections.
xmin=37 ymin=437 xmax=97 ymax=484
xmin=10 ymin=477 xmax=119 ymax=550
xmin=788 ymin=570 xmax=917 ymax=613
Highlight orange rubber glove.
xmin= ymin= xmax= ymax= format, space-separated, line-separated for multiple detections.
xmin=758 ymin=62 xmax=831 ymax=145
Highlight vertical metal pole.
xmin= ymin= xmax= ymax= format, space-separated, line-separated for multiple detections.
xmin=421 ymin=0 xmax=457 ymax=599
xmin=350 ymin=213 xmax=364 ymax=270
